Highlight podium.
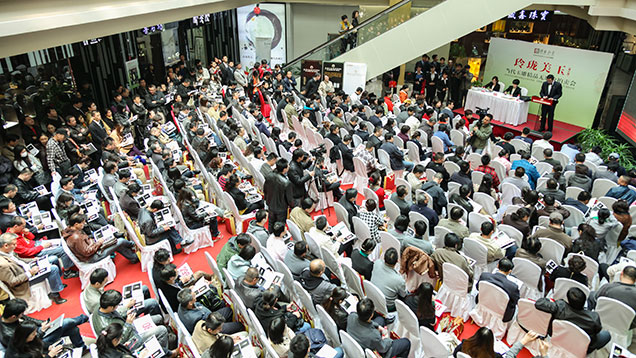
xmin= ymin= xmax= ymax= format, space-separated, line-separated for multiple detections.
xmin=531 ymin=96 xmax=554 ymax=106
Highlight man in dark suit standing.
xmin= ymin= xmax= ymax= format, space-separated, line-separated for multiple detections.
xmin=539 ymin=74 xmax=562 ymax=132
xmin=476 ymin=258 xmax=520 ymax=323
xmin=425 ymin=66 xmax=438 ymax=105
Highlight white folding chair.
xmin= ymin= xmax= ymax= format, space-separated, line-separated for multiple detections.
xmin=333 ymin=202 xmax=351 ymax=231
xmin=548 ymin=320 xmax=590 ymax=358
xmin=535 ymin=162 xmax=553 ymax=175
xmin=379 ymin=231 xmax=401 ymax=260
xmin=274 ymin=259 xmax=296 ymax=301
xmin=595 ymin=296 xmax=635 ymax=349
xmin=420 ymin=326 xmax=451 ymax=358
xmin=363 ymin=279 xmax=389 ymax=317
xmin=204 ymin=252 xmax=226 ymax=289
xmin=512 ymin=258 xmax=543 ymax=299
xmin=562 ymin=204 xmax=586 ymax=228
xmin=473 ymin=192 xmax=497 ymax=215
xmin=566 ymin=253 xmax=599 ymax=289
xmin=342 ymin=263 xmax=365 ymax=297
xmin=471 ymin=171 xmax=485 ymax=186
xmin=468 ymin=212 xmax=490 ymax=233
xmin=591 ymin=178 xmax=618 ymax=199
xmin=316 ymin=305 xmax=341 ymax=346
xmin=340 ymin=330 xmax=365 ymax=358
xmin=436 ymin=263 xmax=472 ymax=320
xmin=395 ymin=178 xmax=412 ymax=203
xmin=362 ymin=188 xmax=380 ymax=213
xmin=303 ymin=232 xmax=323 ymax=260
xmin=552 ymin=278 xmax=590 ymax=301
xmin=384 ymin=199 xmax=401 ymax=224
xmin=538 ymin=237 xmax=565 ymax=264
xmin=506 ymin=299 xmax=552 ymax=356
xmin=247 ymin=308 xmax=267 ymax=339
xmin=499 ymin=224 xmax=523 ymax=247
xmin=61 ymin=236 xmax=115 ymax=289
xmin=352 ymin=216 xmax=373 ymax=247
xmin=501 ymin=182 xmax=521 ymax=207
xmin=433 ymin=226 xmax=453 ymax=249
xmin=469 ymin=281 xmax=510 ymax=339
xmin=463 ymin=237 xmax=492 ymax=279
xmin=443 ymin=161 xmax=461 ymax=176
xmin=565 ymin=186 xmax=584 ymax=201
xmin=223 ymin=192 xmax=256 ymax=234
xmin=292 ymin=281 xmax=318 ymax=327
xmin=431 ymin=136 xmax=444 ymax=154
xmin=394 ymin=300 xmax=421 ymax=357
xmin=448 ymin=182 xmax=461 ymax=197
xmin=467 ymin=153 xmax=481 ymax=170
xmin=510 ymin=139 xmax=530 ymax=154
xmin=321 ymin=246 xmax=346 ymax=288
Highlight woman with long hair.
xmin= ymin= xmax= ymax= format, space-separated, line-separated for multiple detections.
xmin=177 ymin=185 xmax=221 ymax=238
xmin=321 ymin=287 xmax=349 ymax=331
xmin=548 ymin=164 xmax=566 ymax=192
xmin=96 ymin=323 xmax=134 ymax=358
xmin=6 ymin=321 xmax=63 ymax=358
xmin=612 ymin=200 xmax=632 ymax=243
xmin=225 ymin=174 xmax=264 ymax=214
xmin=369 ymin=172 xmax=387 ymax=210
xmin=453 ymin=327 xmax=501 ymax=358
xmin=268 ymin=317 xmax=295 ymax=358
xmin=572 ymin=223 xmax=603 ymax=261
xmin=203 ymin=335 xmax=234 ymax=358
xmin=404 ymin=282 xmax=436 ymax=331
xmin=477 ymin=173 xmax=499 ymax=207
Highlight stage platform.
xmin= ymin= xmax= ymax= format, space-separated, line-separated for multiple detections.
xmin=456 ymin=109 xmax=585 ymax=150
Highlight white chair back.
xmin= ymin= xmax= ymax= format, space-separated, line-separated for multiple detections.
xmin=501 ymin=182 xmax=522 ymax=207
xmin=316 ymin=304 xmax=341 ymax=346
xmin=292 ymin=281 xmax=318 ymax=325
xmin=394 ymin=300 xmax=422 ymax=355
xmin=591 ymin=178 xmax=618 ymax=199
xmin=420 ymin=326 xmax=450 ymax=358
xmin=565 ymin=186 xmax=584 ymax=201
xmin=562 ymin=204 xmax=586 ymax=228
xmin=473 ymin=192 xmax=497 ymax=215
xmin=340 ymin=330 xmax=365 ymax=358
xmin=553 ymin=278 xmax=590 ymax=301
xmin=342 ymin=263 xmax=365 ymax=297
xmin=431 ymin=136 xmax=444 ymax=153
xmin=384 ymin=199 xmax=401 ymax=224
xmin=512 ymin=258 xmax=543 ymax=299
xmin=499 ymin=224 xmax=523 ymax=247
xmin=468 ymin=212 xmax=490 ymax=233
xmin=363 ymin=279 xmax=389 ymax=316
xmin=333 ymin=202 xmax=351 ymax=230
xmin=538 ymin=237 xmax=565 ymax=264
xmin=595 ymin=296 xmax=635 ymax=348
xmin=549 ymin=320 xmax=590 ymax=358
xmin=470 ymin=281 xmax=510 ymax=339
xmin=463 ymin=237 xmax=488 ymax=277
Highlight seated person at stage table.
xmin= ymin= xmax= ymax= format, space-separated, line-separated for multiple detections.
xmin=504 ymin=79 xmax=523 ymax=97
xmin=483 ymin=76 xmax=502 ymax=92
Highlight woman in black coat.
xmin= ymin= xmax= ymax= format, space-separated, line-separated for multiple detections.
xmin=96 ymin=323 xmax=135 ymax=358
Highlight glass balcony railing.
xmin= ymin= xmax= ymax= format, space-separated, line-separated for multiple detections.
xmin=283 ymin=0 xmax=445 ymax=77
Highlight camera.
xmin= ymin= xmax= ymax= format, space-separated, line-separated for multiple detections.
xmin=309 ymin=144 xmax=327 ymax=158
xmin=475 ymin=106 xmax=490 ymax=120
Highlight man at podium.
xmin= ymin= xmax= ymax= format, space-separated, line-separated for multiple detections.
xmin=539 ymin=74 xmax=562 ymax=132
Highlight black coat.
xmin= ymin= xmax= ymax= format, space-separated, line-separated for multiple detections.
xmin=337 ymin=142 xmax=354 ymax=172
xmin=88 ymin=120 xmax=108 ymax=150
xmin=288 ymin=160 xmax=312 ymax=199
xmin=351 ymin=249 xmax=373 ymax=280
xmin=504 ymin=86 xmax=522 ymax=97
xmin=263 ymin=173 xmax=294 ymax=214
xmin=539 ymin=81 xmax=563 ymax=102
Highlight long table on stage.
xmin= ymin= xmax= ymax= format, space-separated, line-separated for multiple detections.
xmin=464 ymin=88 xmax=530 ymax=126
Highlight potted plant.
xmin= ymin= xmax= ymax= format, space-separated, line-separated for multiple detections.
xmin=577 ymin=128 xmax=635 ymax=169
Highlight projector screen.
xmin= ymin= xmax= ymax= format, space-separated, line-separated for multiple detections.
xmin=618 ymin=71 xmax=636 ymax=147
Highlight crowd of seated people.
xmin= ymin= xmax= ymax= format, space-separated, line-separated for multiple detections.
xmin=1 ymin=51 xmax=636 ymax=358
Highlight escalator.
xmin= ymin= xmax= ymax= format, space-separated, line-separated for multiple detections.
xmin=284 ymin=0 xmax=595 ymax=81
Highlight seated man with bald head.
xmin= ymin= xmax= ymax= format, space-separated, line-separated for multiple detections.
xmin=299 ymin=259 xmax=338 ymax=305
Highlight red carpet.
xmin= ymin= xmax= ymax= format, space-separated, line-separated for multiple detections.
xmin=28 ymin=194 xmax=532 ymax=358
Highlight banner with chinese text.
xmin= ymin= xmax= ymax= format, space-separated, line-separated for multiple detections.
xmin=483 ymin=38 xmax=612 ymax=128
xmin=323 ymin=62 xmax=344 ymax=90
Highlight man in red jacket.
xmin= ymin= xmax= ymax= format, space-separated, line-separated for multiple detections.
xmin=8 ymin=216 xmax=77 ymax=279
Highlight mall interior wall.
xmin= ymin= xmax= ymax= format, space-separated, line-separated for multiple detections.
xmin=287 ymin=3 xmax=358 ymax=59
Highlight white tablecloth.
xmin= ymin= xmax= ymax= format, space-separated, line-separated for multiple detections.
xmin=464 ymin=88 xmax=530 ymax=126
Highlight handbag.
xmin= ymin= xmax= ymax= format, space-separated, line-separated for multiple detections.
xmin=305 ymin=328 xmax=327 ymax=352
xmin=198 ymin=288 xmax=225 ymax=312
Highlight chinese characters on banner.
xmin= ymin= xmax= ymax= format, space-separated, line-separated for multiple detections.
xmin=506 ymin=10 xmax=553 ymax=21
xmin=82 ymin=39 xmax=102 ymax=46
xmin=142 ymin=24 xmax=164 ymax=35
xmin=508 ymin=56 xmax=576 ymax=89
xmin=192 ymin=14 xmax=212 ymax=26
xmin=483 ymin=38 xmax=613 ymax=129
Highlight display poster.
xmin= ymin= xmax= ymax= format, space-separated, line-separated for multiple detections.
xmin=342 ymin=62 xmax=367 ymax=96
xmin=618 ymin=71 xmax=636 ymax=146
xmin=301 ymin=60 xmax=322 ymax=88
xmin=483 ymin=38 xmax=612 ymax=128
xmin=237 ymin=4 xmax=286 ymax=67
xmin=323 ymin=62 xmax=344 ymax=90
